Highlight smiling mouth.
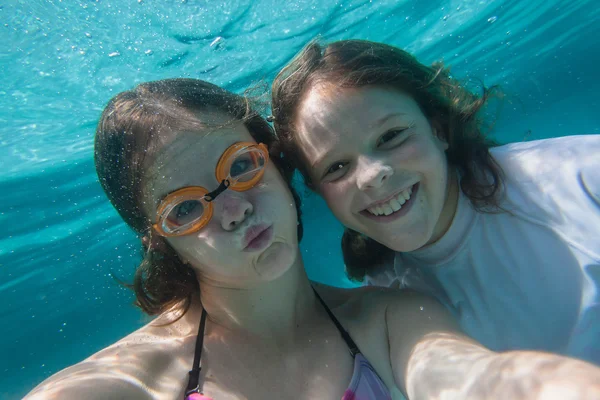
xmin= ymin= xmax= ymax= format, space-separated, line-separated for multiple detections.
xmin=360 ymin=183 xmax=419 ymax=220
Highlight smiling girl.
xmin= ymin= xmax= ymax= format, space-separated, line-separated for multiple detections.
xmin=271 ymin=39 xmax=600 ymax=364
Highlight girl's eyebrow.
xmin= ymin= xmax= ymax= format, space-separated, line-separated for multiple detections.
xmin=372 ymin=112 xmax=407 ymax=128
xmin=311 ymin=113 xmax=408 ymax=171
xmin=309 ymin=139 xmax=336 ymax=169
xmin=311 ymin=153 xmax=327 ymax=169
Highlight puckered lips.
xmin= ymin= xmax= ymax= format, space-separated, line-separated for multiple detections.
xmin=242 ymin=223 xmax=274 ymax=251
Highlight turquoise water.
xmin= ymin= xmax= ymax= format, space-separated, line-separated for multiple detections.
xmin=1 ymin=0 xmax=599 ymax=398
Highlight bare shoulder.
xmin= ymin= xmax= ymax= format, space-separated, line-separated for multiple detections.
xmin=25 ymin=318 xmax=192 ymax=399
xmin=370 ymin=288 xmax=461 ymax=335
xmin=312 ymin=284 xmax=449 ymax=398
xmin=312 ymin=281 xmax=434 ymax=315
xmin=311 ymin=281 xmax=390 ymax=309
xmin=313 ymin=282 xmax=458 ymax=326
xmin=25 ymin=373 xmax=153 ymax=400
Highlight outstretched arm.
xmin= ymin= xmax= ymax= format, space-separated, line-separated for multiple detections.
xmin=386 ymin=291 xmax=600 ymax=399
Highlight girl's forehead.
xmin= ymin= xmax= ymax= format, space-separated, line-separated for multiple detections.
xmin=156 ymin=123 xmax=252 ymax=168
xmin=143 ymin=123 xmax=254 ymax=205
xmin=301 ymin=85 xmax=419 ymax=112
xmin=296 ymin=85 xmax=423 ymax=140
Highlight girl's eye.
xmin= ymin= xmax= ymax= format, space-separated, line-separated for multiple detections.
xmin=323 ymin=161 xmax=348 ymax=180
xmin=230 ymin=158 xmax=252 ymax=177
xmin=176 ymin=201 xmax=198 ymax=217
xmin=377 ymin=129 xmax=407 ymax=148
xmin=169 ymin=200 xmax=204 ymax=225
xmin=328 ymin=162 xmax=346 ymax=174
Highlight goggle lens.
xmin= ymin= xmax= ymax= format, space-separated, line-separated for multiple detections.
xmin=226 ymin=147 xmax=267 ymax=184
xmin=163 ymin=199 xmax=206 ymax=233
xmin=155 ymin=187 xmax=213 ymax=237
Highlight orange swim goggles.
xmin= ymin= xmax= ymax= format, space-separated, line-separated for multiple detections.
xmin=153 ymin=142 xmax=269 ymax=237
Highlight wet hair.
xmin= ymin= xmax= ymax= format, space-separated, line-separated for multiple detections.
xmin=95 ymin=78 xmax=303 ymax=316
xmin=271 ymin=39 xmax=503 ymax=282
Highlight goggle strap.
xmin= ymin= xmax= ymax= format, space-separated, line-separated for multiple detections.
xmin=204 ymin=179 xmax=230 ymax=202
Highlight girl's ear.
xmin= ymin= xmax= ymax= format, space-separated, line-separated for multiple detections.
xmin=431 ymin=120 xmax=449 ymax=150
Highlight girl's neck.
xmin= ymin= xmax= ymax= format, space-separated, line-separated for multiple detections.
xmin=428 ymin=168 xmax=460 ymax=246
xmin=197 ymin=256 xmax=318 ymax=344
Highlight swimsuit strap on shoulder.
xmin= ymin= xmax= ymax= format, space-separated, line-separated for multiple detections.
xmin=312 ymin=287 xmax=360 ymax=357
xmin=184 ymin=309 xmax=212 ymax=400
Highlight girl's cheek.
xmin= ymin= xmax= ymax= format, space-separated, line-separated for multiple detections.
xmin=396 ymin=138 xmax=440 ymax=168
xmin=388 ymin=137 xmax=422 ymax=165
xmin=320 ymin=181 xmax=352 ymax=209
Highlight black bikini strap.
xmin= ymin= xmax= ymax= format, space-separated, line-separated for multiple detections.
xmin=184 ymin=291 xmax=358 ymax=398
xmin=184 ymin=308 xmax=208 ymax=397
xmin=312 ymin=288 xmax=360 ymax=357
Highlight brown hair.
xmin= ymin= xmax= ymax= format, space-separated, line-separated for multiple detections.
xmin=271 ymin=39 xmax=503 ymax=282
xmin=95 ymin=78 xmax=303 ymax=315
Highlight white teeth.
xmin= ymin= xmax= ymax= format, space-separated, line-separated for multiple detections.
xmin=389 ymin=199 xmax=402 ymax=212
xmin=397 ymin=193 xmax=407 ymax=205
xmin=366 ymin=185 xmax=415 ymax=216
xmin=368 ymin=206 xmax=382 ymax=215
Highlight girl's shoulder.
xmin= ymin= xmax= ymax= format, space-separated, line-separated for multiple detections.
xmin=491 ymin=134 xmax=600 ymax=152
xmin=490 ymin=135 xmax=599 ymax=181
xmin=25 ymin=318 xmax=192 ymax=399
xmin=489 ymin=135 xmax=600 ymax=258
xmin=490 ymin=135 xmax=600 ymax=196
xmin=313 ymin=282 xmax=443 ymax=325
xmin=312 ymin=281 xmax=393 ymax=308
xmin=312 ymin=282 xmax=399 ymax=338
xmin=490 ymin=135 xmax=599 ymax=212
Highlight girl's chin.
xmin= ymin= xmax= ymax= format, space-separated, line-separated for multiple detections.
xmin=254 ymin=242 xmax=297 ymax=279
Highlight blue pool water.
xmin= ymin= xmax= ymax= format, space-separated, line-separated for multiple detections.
xmin=1 ymin=0 xmax=599 ymax=398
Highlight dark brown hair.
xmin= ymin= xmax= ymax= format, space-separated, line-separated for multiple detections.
xmin=271 ymin=39 xmax=503 ymax=282
xmin=95 ymin=78 xmax=303 ymax=316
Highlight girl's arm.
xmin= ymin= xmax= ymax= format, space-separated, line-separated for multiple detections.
xmin=386 ymin=291 xmax=600 ymax=399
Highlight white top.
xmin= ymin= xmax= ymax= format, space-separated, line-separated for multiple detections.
xmin=366 ymin=135 xmax=600 ymax=364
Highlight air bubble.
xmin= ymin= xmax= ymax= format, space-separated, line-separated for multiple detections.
xmin=210 ymin=36 xmax=224 ymax=50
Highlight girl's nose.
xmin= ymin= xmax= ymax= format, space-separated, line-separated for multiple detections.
xmin=355 ymin=157 xmax=393 ymax=191
xmin=218 ymin=193 xmax=254 ymax=231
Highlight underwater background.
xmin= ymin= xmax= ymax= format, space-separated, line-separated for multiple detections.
xmin=1 ymin=0 xmax=599 ymax=398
